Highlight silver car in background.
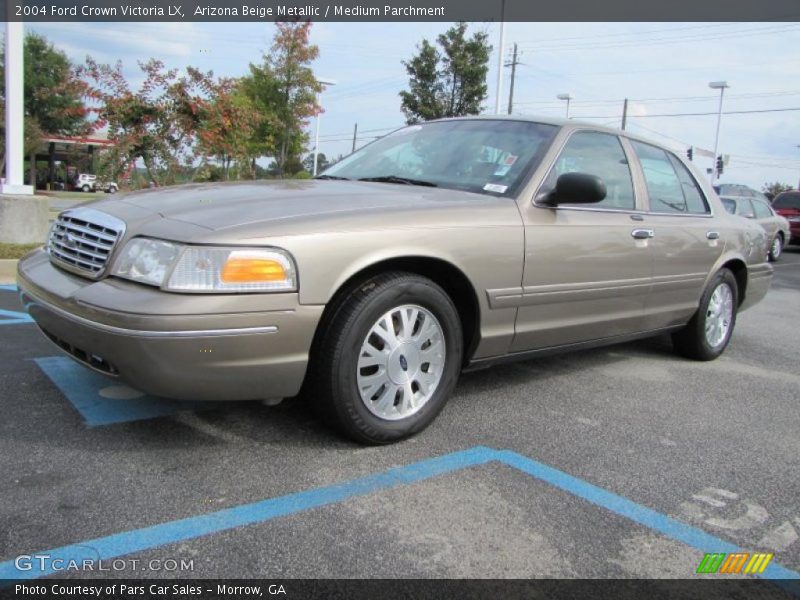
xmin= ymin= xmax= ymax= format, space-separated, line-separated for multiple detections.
xmin=18 ymin=117 xmax=773 ymax=443
xmin=720 ymin=195 xmax=791 ymax=261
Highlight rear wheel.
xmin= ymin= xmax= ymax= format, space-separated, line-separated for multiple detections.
xmin=672 ymin=268 xmax=738 ymax=361
xmin=768 ymin=234 xmax=783 ymax=262
xmin=81 ymin=184 xmax=91 ymax=193
xmin=312 ymin=272 xmax=462 ymax=444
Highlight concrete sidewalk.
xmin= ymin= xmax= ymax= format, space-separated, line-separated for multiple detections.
xmin=0 ymin=259 xmax=17 ymax=284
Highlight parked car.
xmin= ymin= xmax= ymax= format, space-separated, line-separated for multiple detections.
xmin=74 ymin=173 xmax=97 ymax=193
xmin=101 ymin=181 xmax=119 ymax=194
xmin=720 ymin=195 xmax=791 ymax=261
xmin=17 ymin=116 xmax=773 ymax=443
xmin=713 ymin=183 xmax=770 ymax=204
xmin=771 ymin=191 xmax=800 ymax=246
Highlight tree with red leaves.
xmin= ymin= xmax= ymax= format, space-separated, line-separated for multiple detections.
xmin=81 ymin=57 xmax=205 ymax=185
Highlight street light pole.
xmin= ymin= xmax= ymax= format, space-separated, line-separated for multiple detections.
xmin=557 ymin=93 xmax=573 ymax=119
xmin=709 ymin=81 xmax=729 ymax=183
xmin=494 ymin=0 xmax=506 ymax=114
xmin=312 ymin=78 xmax=336 ymax=177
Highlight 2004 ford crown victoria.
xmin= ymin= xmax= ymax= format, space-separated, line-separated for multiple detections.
xmin=18 ymin=116 xmax=773 ymax=443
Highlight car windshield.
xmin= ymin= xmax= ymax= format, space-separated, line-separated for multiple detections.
xmin=773 ymin=193 xmax=800 ymax=209
xmin=320 ymin=119 xmax=558 ymax=196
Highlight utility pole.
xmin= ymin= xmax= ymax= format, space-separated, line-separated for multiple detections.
xmin=621 ymin=98 xmax=628 ymax=131
xmin=352 ymin=123 xmax=358 ymax=153
xmin=506 ymin=43 xmax=521 ymax=115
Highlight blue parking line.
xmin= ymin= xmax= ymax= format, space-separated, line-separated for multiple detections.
xmin=34 ymin=357 xmax=212 ymax=426
xmin=0 ymin=308 xmax=32 ymax=325
xmin=0 ymin=284 xmax=17 ymax=291
xmin=1 ymin=446 xmax=798 ymax=588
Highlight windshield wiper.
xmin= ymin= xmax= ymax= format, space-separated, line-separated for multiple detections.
xmin=315 ymin=174 xmax=350 ymax=180
xmin=358 ymin=175 xmax=438 ymax=187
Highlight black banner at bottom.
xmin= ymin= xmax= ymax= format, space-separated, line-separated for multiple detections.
xmin=1 ymin=579 xmax=798 ymax=600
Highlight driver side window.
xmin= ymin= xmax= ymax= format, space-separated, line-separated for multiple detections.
xmin=543 ymin=132 xmax=635 ymax=210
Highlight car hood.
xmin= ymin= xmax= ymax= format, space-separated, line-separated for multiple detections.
xmin=94 ymin=180 xmax=492 ymax=233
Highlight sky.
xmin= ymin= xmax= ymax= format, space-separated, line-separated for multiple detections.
xmin=28 ymin=20 xmax=800 ymax=190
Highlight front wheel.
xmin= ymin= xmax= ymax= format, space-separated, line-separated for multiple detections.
xmin=312 ymin=272 xmax=463 ymax=444
xmin=81 ymin=184 xmax=91 ymax=193
xmin=768 ymin=234 xmax=783 ymax=262
xmin=672 ymin=268 xmax=738 ymax=361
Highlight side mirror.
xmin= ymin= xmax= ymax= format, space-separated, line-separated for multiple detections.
xmin=540 ymin=172 xmax=607 ymax=206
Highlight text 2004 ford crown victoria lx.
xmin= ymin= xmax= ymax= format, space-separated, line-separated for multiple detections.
xmin=18 ymin=117 xmax=773 ymax=443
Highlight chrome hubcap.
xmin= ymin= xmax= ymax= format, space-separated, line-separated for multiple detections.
xmin=705 ymin=283 xmax=734 ymax=348
xmin=357 ymin=304 xmax=445 ymax=421
xmin=771 ymin=237 xmax=782 ymax=258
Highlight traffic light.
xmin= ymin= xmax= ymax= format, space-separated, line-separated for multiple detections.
xmin=686 ymin=147 xmax=693 ymax=161
xmin=716 ymin=155 xmax=724 ymax=176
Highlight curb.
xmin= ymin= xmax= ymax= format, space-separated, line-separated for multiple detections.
xmin=0 ymin=259 xmax=18 ymax=284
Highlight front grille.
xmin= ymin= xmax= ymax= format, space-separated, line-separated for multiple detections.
xmin=47 ymin=208 xmax=125 ymax=278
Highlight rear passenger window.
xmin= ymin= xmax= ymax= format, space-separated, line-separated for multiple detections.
xmin=631 ymin=141 xmax=710 ymax=214
xmin=542 ymin=131 xmax=635 ymax=210
xmin=668 ymin=154 xmax=710 ymax=214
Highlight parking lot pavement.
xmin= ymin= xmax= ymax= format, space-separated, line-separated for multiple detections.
xmin=1 ymin=249 xmax=799 ymax=586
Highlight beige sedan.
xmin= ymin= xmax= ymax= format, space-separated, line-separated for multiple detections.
xmin=18 ymin=117 xmax=773 ymax=443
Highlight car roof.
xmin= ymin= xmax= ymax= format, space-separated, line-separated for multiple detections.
xmin=426 ymin=114 xmax=675 ymax=148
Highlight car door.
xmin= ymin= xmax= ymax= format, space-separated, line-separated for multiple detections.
xmin=751 ymin=197 xmax=778 ymax=240
xmin=510 ymin=130 xmax=653 ymax=352
xmin=628 ymin=140 xmax=725 ymax=330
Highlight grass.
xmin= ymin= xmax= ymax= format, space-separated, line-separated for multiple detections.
xmin=42 ymin=191 xmax=100 ymax=201
xmin=0 ymin=243 xmax=43 ymax=259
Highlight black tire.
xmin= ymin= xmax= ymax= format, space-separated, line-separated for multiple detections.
xmin=768 ymin=234 xmax=783 ymax=262
xmin=672 ymin=268 xmax=738 ymax=361
xmin=311 ymin=272 xmax=463 ymax=444
xmin=81 ymin=184 xmax=91 ymax=193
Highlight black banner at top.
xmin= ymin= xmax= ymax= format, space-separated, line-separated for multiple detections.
xmin=2 ymin=0 xmax=800 ymax=22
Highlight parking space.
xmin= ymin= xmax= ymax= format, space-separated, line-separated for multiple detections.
xmin=1 ymin=250 xmax=799 ymax=589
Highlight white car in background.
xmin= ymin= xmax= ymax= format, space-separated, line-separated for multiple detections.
xmin=720 ymin=195 xmax=790 ymax=261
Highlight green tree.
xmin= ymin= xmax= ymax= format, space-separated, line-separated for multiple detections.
xmin=762 ymin=181 xmax=794 ymax=200
xmin=400 ymin=22 xmax=492 ymax=124
xmin=302 ymin=152 xmax=328 ymax=174
xmin=244 ymin=22 xmax=322 ymax=177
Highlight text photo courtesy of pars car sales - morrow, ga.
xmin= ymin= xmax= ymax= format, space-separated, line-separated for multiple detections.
xmin=0 ymin=1 xmax=799 ymax=599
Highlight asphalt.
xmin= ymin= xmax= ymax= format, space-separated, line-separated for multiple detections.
xmin=0 ymin=248 xmax=798 ymax=583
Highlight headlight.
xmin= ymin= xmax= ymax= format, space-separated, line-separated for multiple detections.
xmin=111 ymin=238 xmax=297 ymax=293
xmin=165 ymin=247 xmax=296 ymax=292
xmin=112 ymin=238 xmax=182 ymax=287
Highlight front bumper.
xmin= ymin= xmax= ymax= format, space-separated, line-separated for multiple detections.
xmin=18 ymin=250 xmax=324 ymax=401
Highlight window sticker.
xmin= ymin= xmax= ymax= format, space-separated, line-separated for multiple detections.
xmin=483 ymin=183 xmax=508 ymax=193
xmin=493 ymin=154 xmax=518 ymax=177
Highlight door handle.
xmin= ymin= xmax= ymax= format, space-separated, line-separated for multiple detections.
xmin=631 ymin=229 xmax=655 ymax=239
xmin=706 ymin=231 xmax=720 ymax=240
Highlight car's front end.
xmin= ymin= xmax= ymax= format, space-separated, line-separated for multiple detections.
xmin=18 ymin=205 xmax=321 ymax=401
